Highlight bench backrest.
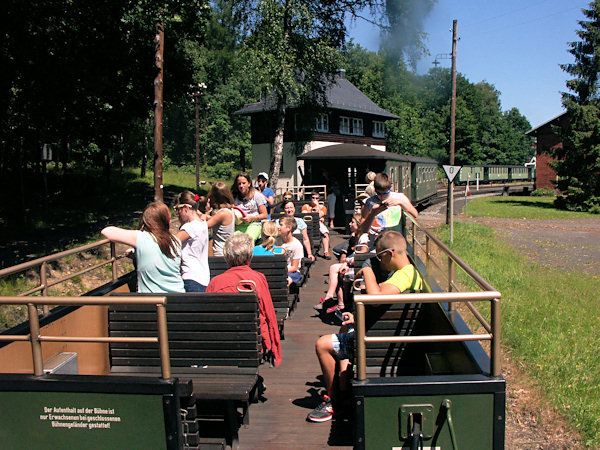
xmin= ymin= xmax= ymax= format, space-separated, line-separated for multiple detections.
xmin=295 ymin=212 xmax=321 ymax=252
xmin=361 ymin=302 xmax=422 ymax=377
xmin=109 ymin=292 xmax=260 ymax=369
xmin=209 ymin=255 xmax=288 ymax=314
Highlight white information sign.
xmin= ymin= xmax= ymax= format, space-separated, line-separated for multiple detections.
xmin=443 ymin=165 xmax=462 ymax=183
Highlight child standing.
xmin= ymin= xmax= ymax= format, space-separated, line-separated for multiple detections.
xmin=278 ymin=216 xmax=304 ymax=286
xmin=174 ymin=191 xmax=210 ymax=292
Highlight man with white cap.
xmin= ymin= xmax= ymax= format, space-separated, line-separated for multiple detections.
xmin=256 ymin=172 xmax=275 ymax=219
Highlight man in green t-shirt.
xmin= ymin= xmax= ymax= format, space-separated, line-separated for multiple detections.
xmin=307 ymin=230 xmax=422 ymax=423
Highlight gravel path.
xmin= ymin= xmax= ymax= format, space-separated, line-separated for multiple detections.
xmin=465 ymin=217 xmax=600 ymax=274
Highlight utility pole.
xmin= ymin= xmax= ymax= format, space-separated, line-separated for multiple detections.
xmin=195 ymin=91 xmax=200 ymax=189
xmin=153 ymin=22 xmax=165 ymax=203
xmin=203 ymin=103 xmax=209 ymax=166
xmin=191 ymin=83 xmax=206 ymax=190
xmin=446 ymin=20 xmax=458 ymax=242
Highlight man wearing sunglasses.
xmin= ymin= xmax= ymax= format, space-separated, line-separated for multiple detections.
xmin=307 ymin=230 xmax=422 ymax=423
xmin=301 ymin=190 xmax=331 ymax=259
xmin=361 ymin=173 xmax=418 ymax=246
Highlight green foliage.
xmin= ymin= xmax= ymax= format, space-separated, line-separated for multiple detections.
xmin=341 ymin=45 xmax=534 ymax=165
xmin=2 ymin=0 xmax=209 ymax=181
xmin=439 ymin=222 xmax=600 ymax=446
xmin=239 ymin=0 xmax=350 ymax=185
xmin=531 ymin=188 xmax=556 ymax=197
xmin=162 ymin=1 xmax=255 ymax=169
xmin=555 ymin=1 xmax=600 ymax=213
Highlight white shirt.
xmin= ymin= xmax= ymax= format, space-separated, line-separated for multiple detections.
xmin=180 ymin=220 xmax=210 ymax=286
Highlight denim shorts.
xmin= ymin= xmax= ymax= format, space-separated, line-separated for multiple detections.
xmin=331 ymin=328 xmax=354 ymax=360
xmin=288 ymin=270 xmax=302 ymax=284
xmin=183 ymin=279 xmax=207 ymax=293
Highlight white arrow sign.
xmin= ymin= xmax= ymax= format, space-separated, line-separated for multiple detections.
xmin=443 ymin=165 xmax=462 ymax=183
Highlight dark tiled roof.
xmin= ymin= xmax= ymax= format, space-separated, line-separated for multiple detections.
xmin=526 ymin=111 xmax=568 ymax=135
xmin=297 ymin=144 xmax=436 ymax=163
xmin=235 ymin=73 xmax=399 ymax=120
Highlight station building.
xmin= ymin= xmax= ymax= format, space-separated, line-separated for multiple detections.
xmin=234 ymin=69 xmax=399 ymax=191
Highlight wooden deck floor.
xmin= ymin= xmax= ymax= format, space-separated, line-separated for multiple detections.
xmin=238 ymin=231 xmax=353 ymax=449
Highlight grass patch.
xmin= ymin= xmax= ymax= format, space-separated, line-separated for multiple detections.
xmin=437 ymin=222 xmax=600 ymax=446
xmin=466 ymin=196 xmax=596 ymax=219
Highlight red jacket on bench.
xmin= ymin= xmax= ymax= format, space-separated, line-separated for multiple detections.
xmin=207 ymin=265 xmax=282 ymax=366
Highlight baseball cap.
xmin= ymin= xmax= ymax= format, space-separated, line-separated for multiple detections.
xmin=257 ymin=172 xmax=269 ymax=181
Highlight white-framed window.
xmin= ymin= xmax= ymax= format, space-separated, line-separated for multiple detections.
xmin=339 ymin=116 xmax=363 ymax=136
xmin=315 ymin=113 xmax=329 ymax=132
xmin=373 ymin=121 xmax=386 ymax=138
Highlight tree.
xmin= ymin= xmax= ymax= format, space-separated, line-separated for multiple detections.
xmin=239 ymin=0 xmax=344 ymax=187
xmin=238 ymin=0 xmax=435 ymax=188
xmin=555 ymin=1 xmax=600 ymax=213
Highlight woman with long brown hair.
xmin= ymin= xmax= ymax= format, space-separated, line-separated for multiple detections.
xmin=101 ymin=201 xmax=184 ymax=293
xmin=205 ymin=181 xmax=236 ymax=257
xmin=231 ymin=172 xmax=267 ymax=242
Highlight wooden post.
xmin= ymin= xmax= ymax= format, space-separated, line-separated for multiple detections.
xmin=153 ymin=22 xmax=165 ymax=202
xmin=446 ymin=20 xmax=458 ymax=243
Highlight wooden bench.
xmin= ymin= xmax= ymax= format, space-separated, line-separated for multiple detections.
xmin=209 ymin=255 xmax=292 ymax=338
xmin=295 ymin=211 xmax=322 ymax=256
xmin=109 ymin=292 xmax=261 ymax=449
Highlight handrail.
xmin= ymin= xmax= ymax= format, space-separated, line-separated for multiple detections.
xmin=0 ymin=239 xmax=112 ymax=278
xmin=351 ymin=210 xmax=503 ymax=381
xmin=0 ymin=239 xmax=129 ymax=314
xmin=403 ymin=214 xmax=498 ymax=293
xmin=0 ymin=296 xmax=171 ymax=379
xmin=354 ymin=292 xmax=501 ymax=380
xmin=274 ymin=185 xmax=327 ymax=201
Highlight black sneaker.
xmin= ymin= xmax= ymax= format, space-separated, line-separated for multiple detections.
xmin=307 ymin=396 xmax=334 ymax=423
xmin=313 ymin=297 xmax=330 ymax=311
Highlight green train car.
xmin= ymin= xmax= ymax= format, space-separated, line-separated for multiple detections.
xmin=458 ymin=165 xmax=485 ymax=183
xmin=485 ymin=165 xmax=509 ymax=182
xmin=509 ymin=165 xmax=529 ymax=180
xmin=385 ymin=155 xmax=438 ymax=205
xmin=298 ymin=145 xmax=439 ymax=218
xmin=456 ymin=164 xmax=535 ymax=185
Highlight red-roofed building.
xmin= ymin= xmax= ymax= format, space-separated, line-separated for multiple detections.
xmin=525 ymin=112 xmax=568 ymax=190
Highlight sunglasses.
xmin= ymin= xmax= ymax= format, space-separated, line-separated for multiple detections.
xmin=375 ymin=248 xmax=394 ymax=261
xmin=375 ymin=188 xmax=392 ymax=197
xmin=283 ymin=197 xmax=292 ymax=201
xmin=174 ymin=204 xmax=191 ymax=211
xmin=311 ymin=196 xmax=320 ymax=199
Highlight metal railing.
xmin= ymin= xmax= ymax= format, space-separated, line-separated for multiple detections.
xmin=0 ymin=239 xmax=127 ymax=314
xmin=353 ymin=212 xmax=502 ymax=380
xmin=0 ymin=296 xmax=171 ymax=378
xmin=274 ymin=185 xmax=327 ymax=201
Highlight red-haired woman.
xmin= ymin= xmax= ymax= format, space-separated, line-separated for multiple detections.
xmin=231 ymin=172 xmax=267 ymax=242
xmin=101 ymin=202 xmax=184 ymax=293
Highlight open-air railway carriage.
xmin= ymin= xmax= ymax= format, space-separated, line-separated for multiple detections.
xmin=0 ymin=213 xmax=504 ymax=449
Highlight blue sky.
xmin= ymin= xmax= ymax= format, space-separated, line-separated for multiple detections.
xmin=346 ymin=0 xmax=589 ymax=129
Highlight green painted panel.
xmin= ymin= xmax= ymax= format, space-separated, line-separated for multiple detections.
xmin=363 ymin=393 xmax=494 ymax=449
xmin=0 ymin=391 xmax=167 ymax=450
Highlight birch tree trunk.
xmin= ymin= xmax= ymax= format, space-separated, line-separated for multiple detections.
xmin=269 ymin=95 xmax=286 ymax=189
